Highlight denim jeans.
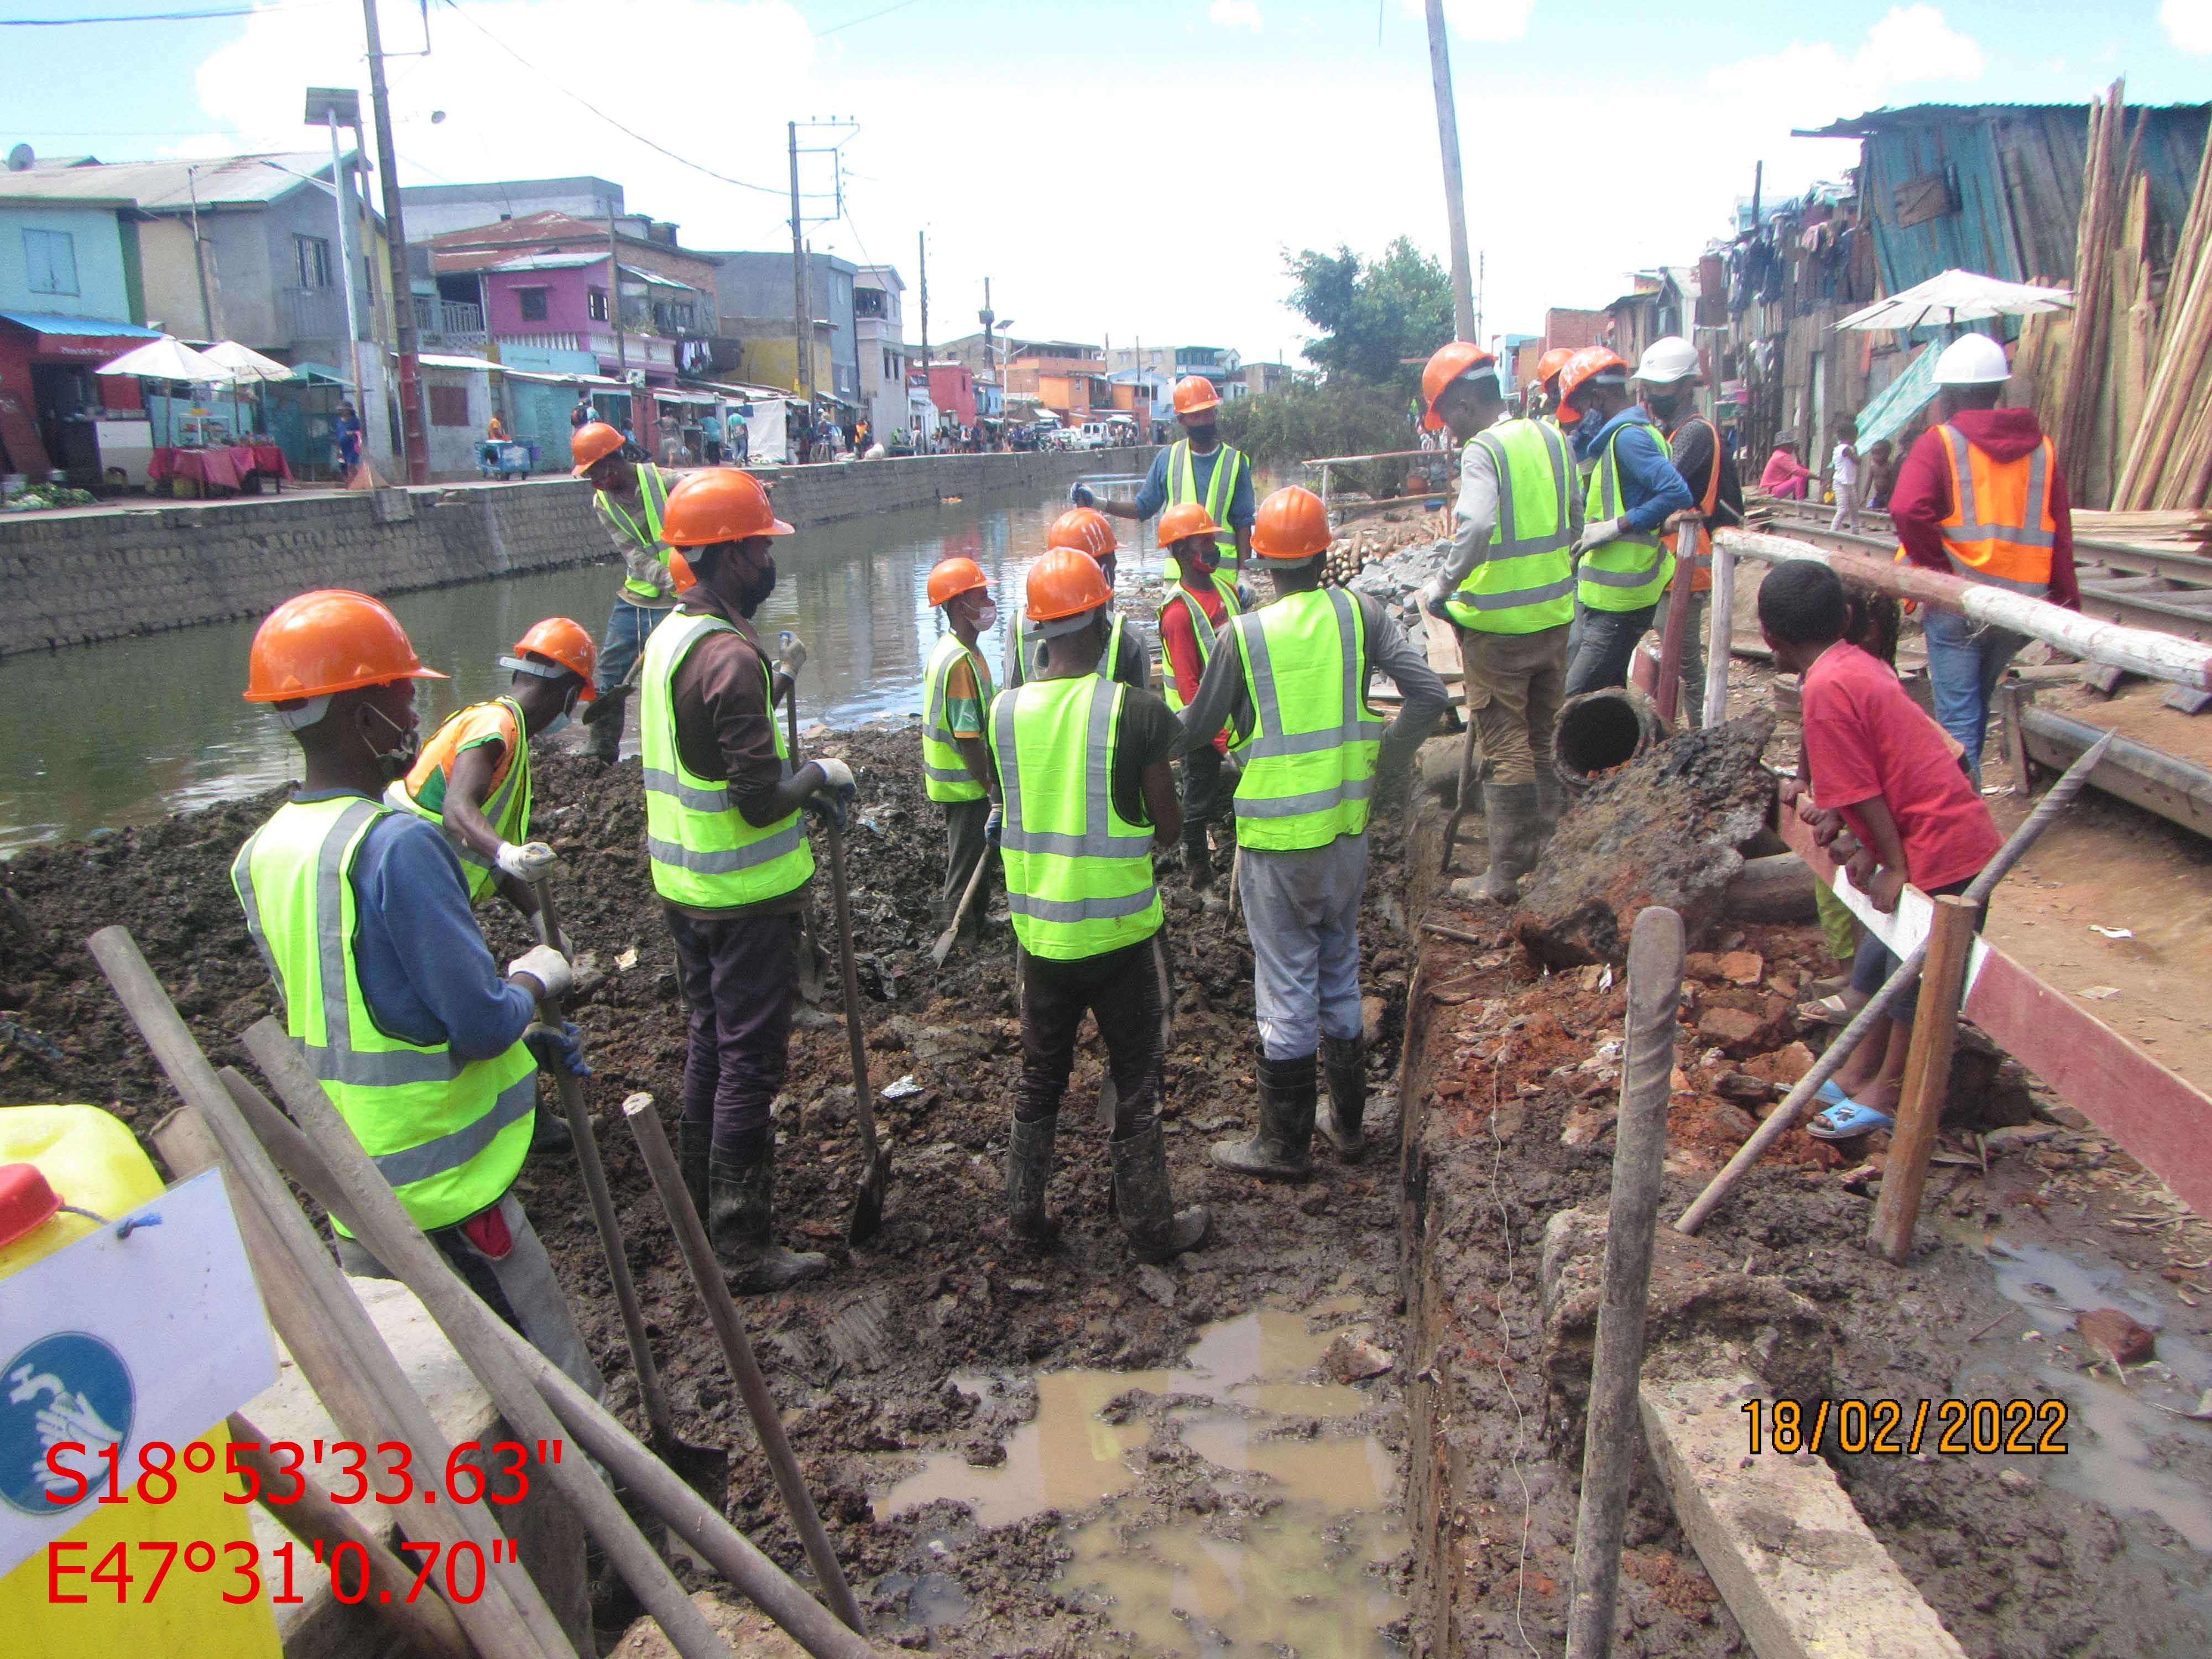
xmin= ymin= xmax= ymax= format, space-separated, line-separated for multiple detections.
xmin=592 ymin=597 xmax=672 ymax=758
xmin=1564 ymin=601 xmax=1658 ymax=698
xmin=1921 ymin=608 xmax=2025 ymax=783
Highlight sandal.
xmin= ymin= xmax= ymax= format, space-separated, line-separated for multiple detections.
xmin=1797 ymin=992 xmax=1867 ymax=1026
xmin=1808 ymin=1079 xmax=1893 ymax=1140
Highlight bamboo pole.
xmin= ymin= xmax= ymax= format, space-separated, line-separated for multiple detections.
xmin=210 ymin=1066 xmax=891 ymax=1659
xmin=1564 ymin=907 xmax=1683 ymax=1659
xmin=237 ymin=1018 xmax=742 ymax=1659
xmin=1702 ymin=539 xmax=1736 ymax=729
xmin=87 ymin=926 xmax=575 ymax=1659
xmin=1865 ymin=896 xmax=1979 ymax=1265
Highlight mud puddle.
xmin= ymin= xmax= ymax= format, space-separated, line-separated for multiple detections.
xmin=876 ymin=1306 xmax=1408 ymax=1657
xmin=1954 ymin=1229 xmax=2212 ymax=1552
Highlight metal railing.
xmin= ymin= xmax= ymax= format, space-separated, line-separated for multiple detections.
xmin=281 ymin=285 xmax=348 ymax=342
xmin=414 ymin=296 xmax=486 ymax=342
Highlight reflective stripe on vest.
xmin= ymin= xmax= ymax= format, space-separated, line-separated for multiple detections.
xmin=639 ymin=608 xmax=815 ymax=906
xmin=231 ymin=796 xmax=535 ymax=1235
xmin=987 ymin=675 xmax=1162 ymax=961
xmin=1156 ymin=571 xmax=1241 ymax=712
xmin=1664 ymin=414 xmax=1723 ymax=589
xmin=384 ymin=697 xmax=532 ymax=902
xmin=1443 ymin=419 xmax=1576 ymax=635
xmin=1229 ymin=587 xmax=1385 ymax=851
xmin=1010 ymin=608 xmax=1130 ymax=691
xmin=1167 ymin=440 xmax=1246 ymax=566
xmin=922 ymin=630 xmax=993 ymax=802
xmin=1578 ymin=421 xmax=1676 ymax=612
xmin=607 ymin=463 xmax=673 ymax=599
xmin=1936 ymin=425 xmax=2057 ymax=598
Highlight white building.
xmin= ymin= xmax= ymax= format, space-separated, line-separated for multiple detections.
xmin=854 ymin=264 xmax=911 ymax=443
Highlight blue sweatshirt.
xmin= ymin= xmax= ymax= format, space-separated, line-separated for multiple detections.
xmin=1576 ymin=408 xmax=1693 ymax=534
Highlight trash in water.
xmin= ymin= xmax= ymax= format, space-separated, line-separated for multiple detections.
xmin=2089 ymin=925 xmax=2134 ymax=940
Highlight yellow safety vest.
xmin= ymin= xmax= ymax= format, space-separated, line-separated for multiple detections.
xmin=1228 ymin=587 xmax=1385 ymax=851
xmin=922 ymin=630 xmax=993 ymax=804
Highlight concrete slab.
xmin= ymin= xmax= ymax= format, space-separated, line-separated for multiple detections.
xmin=1639 ymin=1367 xmax=1969 ymax=1659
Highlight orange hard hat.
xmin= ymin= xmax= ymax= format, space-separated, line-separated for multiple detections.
xmin=244 ymin=588 xmax=448 ymax=703
xmin=1535 ymin=347 xmax=1575 ymax=386
xmin=1024 ymin=546 xmax=1114 ymax=623
xmin=1046 ymin=506 xmax=1118 ymax=561
xmin=1156 ymin=500 xmax=1225 ymax=547
xmin=571 ymin=420 xmax=625 ymax=473
xmin=666 ymin=550 xmax=699 ymax=593
xmin=1171 ymin=375 xmax=1222 ymax=416
xmin=1420 ymin=341 xmax=1498 ymax=431
xmin=1251 ymin=485 xmax=1331 ymax=561
xmin=508 ymin=616 xmax=599 ymax=701
xmin=1555 ymin=346 xmax=1628 ymax=424
xmin=659 ymin=467 xmax=794 ymax=546
xmin=927 ymin=556 xmax=990 ymax=607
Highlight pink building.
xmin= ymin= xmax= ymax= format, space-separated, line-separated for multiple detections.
xmin=928 ymin=363 xmax=976 ymax=429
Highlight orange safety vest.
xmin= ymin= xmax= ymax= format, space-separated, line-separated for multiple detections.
xmin=1934 ymin=424 xmax=2056 ymax=597
xmin=1662 ymin=414 xmax=1723 ymax=594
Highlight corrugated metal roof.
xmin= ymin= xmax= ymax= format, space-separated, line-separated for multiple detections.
xmin=3 ymin=152 xmax=353 ymax=210
xmin=0 ymin=311 xmax=165 ymax=339
xmin=1801 ymin=101 xmax=2210 ymax=139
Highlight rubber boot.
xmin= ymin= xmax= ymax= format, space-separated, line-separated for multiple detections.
xmin=1459 ymin=782 xmax=1540 ymax=905
xmin=530 ymin=1096 xmax=573 ymax=1156
xmin=1005 ymin=1113 xmax=1060 ymax=1248
xmin=1533 ymin=762 xmax=1566 ymax=835
xmin=1210 ymin=1052 xmax=1316 ymax=1181
xmin=1182 ymin=828 xmax=1214 ymax=893
xmin=1318 ymin=1035 xmax=1368 ymax=1162
xmin=677 ymin=1119 xmax=711 ymax=1226
xmin=1112 ymin=1120 xmax=1213 ymax=1262
xmin=707 ymin=1143 xmax=827 ymax=1294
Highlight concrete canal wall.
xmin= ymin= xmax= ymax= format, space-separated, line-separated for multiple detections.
xmin=0 ymin=446 xmax=1154 ymax=658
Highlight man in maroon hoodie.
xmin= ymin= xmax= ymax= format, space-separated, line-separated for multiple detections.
xmin=1888 ymin=333 xmax=2078 ymax=781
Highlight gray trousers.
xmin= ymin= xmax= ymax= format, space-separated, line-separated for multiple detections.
xmin=1241 ymin=834 xmax=1368 ymax=1060
xmin=942 ymin=797 xmax=992 ymax=926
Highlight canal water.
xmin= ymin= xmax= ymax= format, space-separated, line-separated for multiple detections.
xmin=1 ymin=483 xmax=1109 ymax=853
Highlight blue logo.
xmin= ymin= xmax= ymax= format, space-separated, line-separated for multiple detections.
xmin=1 ymin=1333 xmax=136 ymax=1517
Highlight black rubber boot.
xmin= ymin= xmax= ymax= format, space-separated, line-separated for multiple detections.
xmin=1209 ymin=1052 xmax=1316 ymax=1181
xmin=1318 ymin=1036 xmax=1367 ymax=1162
xmin=707 ymin=1144 xmax=827 ymax=1294
xmin=530 ymin=1095 xmax=573 ymax=1156
xmin=1461 ymin=782 xmax=1540 ymax=905
xmin=1182 ymin=830 xmax=1214 ymax=893
xmin=1112 ymin=1120 xmax=1212 ymax=1262
xmin=1005 ymin=1113 xmax=1060 ymax=1248
xmin=1534 ymin=762 xmax=1566 ymax=835
xmin=677 ymin=1120 xmax=711 ymax=1225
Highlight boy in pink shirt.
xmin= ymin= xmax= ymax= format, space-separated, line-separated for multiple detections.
xmin=1760 ymin=560 xmax=2001 ymax=1136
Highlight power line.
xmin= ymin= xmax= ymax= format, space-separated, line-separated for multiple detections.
xmin=435 ymin=0 xmax=786 ymax=197
xmin=0 ymin=2 xmax=309 ymax=23
xmin=816 ymin=0 xmax=925 ymax=36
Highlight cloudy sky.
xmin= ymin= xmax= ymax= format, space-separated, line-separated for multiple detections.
xmin=7 ymin=0 xmax=2209 ymax=364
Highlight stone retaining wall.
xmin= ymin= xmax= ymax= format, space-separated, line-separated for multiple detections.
xmin=0 ymin=447 xmax=1152 ymax=658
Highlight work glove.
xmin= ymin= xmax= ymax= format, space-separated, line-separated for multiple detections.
xmin=984 ymin=804 xmax=1003 ymax=848
xmin=1420 ymin=576 xmax=1453 ymax=619
xmin=525 ymin=1019 xmax=592 ymax=1078
xmin=1070 ymin=484 xmax=1095 ymax=508
xmin=1573 ymin=517 xmax=1625 ymax=556
xmin=495 ymin=840 xmax=561 ymax=883
xmin=776 ymin=632 xmax=809 ymax=678
xmin=508 ymin=943 xmax=573 ymax=1004
xmin=804 ymin=756 xmax=856 ymax=832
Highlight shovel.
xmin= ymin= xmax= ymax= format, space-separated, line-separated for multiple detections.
xmin=928 ymin=839 xmax=993 ymax=968
xmin=781 ymin=633 xmax=831 ymax=1004
xmin=531 ymin=879 xmax=728 ymax=1507
xmin=821 ymin=816 xmax=891 ymax=1243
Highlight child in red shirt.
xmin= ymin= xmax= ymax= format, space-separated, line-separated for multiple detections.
xmin=1760 ymin=560 xmax=2001 ymax=1137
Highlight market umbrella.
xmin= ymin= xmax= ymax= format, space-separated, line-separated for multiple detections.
xmin=1834 ymin=269 xmax=2073 ymax=332
xmin=95 ymin=335 xmax=229 ymax=382
xmin=200 ymin=340 xmax=297 ymax=383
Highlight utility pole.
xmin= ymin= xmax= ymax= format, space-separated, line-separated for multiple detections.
xmin=361 ymin=0 xmax=426 ymax=483
xmin=1476 ymin=248 xmax=1485 ymax=350
xmin=184 ymin=164 xmax=215 ymax=340
xmin=787 ymin=121 xmax=813 ymax=436
xmin=916 ymin=229 xmax=930 ymax=453
xmin=1423 ymin=0 xmax=1477 ymax=342
xmin=306 ymin=90 xmax=367 ymax=409
xmin=606 ymin=211 xmax=634 ymax=444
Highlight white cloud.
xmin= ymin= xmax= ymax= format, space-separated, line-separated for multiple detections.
xmin=1860 ymin=3 xmax=1985 ymax=81
xmin=1710 ymin=5 xmax=1984 ymax=139
xmin=1396 ymin=0 xmax=1537 ymax=45
xmin=1208 ymin=0 xmax=1264 ymax=30
xmin=2164 ymin=0 xmax=2212 ymax=53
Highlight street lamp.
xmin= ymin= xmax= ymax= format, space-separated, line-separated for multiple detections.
xmin=302 ymin=87 xmax=367 ymax=411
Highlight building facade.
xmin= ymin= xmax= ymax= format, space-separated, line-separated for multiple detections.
xmin=400 ymin=175 xmax=625 ymax=240
xmin=709 ymin=251 xmax=859 ymax=408
xmin=853 ymin=264 xmax=909 ymax=440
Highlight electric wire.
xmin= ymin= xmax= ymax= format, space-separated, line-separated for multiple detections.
xmin=0 ymin=3 xmax=309 ymax=23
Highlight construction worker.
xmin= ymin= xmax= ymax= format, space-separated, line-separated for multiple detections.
xmin=1074 ymin=375 xmax=1253 ymax=580
xmin=642 ymin=468 xmax=850 ymax=1292
xmin=1155 ymin=500 xmax=1253 ymax=892
xmin=571 ymin=419 xmax=677 ymax=764
xmin=922 ymin=555 xmax=999 ymax=942
xmin=388 ymin=617 xmax=597 ymax=922
xmin=1003 ymin=507 xmax=1150 ymax=692
xmin=232 ymin=589 xmax=601 ymax=1395
xmin=1635 ymin=336 xmax=1744 ymax=728
xmin=1178 ymin=487 xmax=1448 ymax=1176
xmin=1558 ymin=346 xmax=1694 ymax=697
xmin=1531 ymin=346 xmax=1576 ymax=424
xmin=1887 ymin=331 xmax=2080 ymax=781
xmin=1417 ymin=343 xmax=1579 ymax=904
xmin=987 ymin=547 xmax=1210 ymax=1262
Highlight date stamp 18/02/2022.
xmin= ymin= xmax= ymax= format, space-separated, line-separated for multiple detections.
xmin=1744 ymin=1397 xmax=2070 ymax=1457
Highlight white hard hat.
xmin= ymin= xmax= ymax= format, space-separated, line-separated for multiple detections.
xmin=1932 ymin=333 xmax=2011 ymax=387
xmin=1634 ymin=336 xmax=1700 ymax=385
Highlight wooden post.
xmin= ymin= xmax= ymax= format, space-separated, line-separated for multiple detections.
xmin=1653 ymin=555 xmax=1695 ymax=727
xmin=1999 ymin=681 xmax=2035 ymax=797
xmin=1702 ymin=539 xmax=1735 ymax=729
xmin=1866 ymin=896 xmax=1979 ymax=1264
xmin=1566 ymin=906 xmax=1684 ymax=1659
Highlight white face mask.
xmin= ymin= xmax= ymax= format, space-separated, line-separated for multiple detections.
xmin=973 ymin=600 xmax=998 ymax=633
xmin=541 ymin=711 xmax=572 ymax=737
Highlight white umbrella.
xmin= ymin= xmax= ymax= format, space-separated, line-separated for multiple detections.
xmin=1834 ymin=269 xmax=2073 ymax=332
xmin=95 ymin=335 xmax=229 ymax=382
xmin=200 ymin=340 xmax=298 ymax=383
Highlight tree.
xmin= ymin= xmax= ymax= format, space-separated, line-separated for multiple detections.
xmin=1286 ymin=237 xmax=1455 ymax=388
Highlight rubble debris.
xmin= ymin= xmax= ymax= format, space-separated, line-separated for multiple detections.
xmin=2075 ymin=1307 xmax=2157 ymax=1365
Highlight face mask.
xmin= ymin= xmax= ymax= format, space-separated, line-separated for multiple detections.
xmin=1645 ymin=392 xmax=1683 ymax=421
xmin=362 ymin=703 xmax=419 ymax=785
xmin=972 ymin=600 xmax=998 ymax=633
xmin=1185 ymin=421 xmax=1217 ymax=447
xmin=541 ymin=711 xmax=572 ymax=737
